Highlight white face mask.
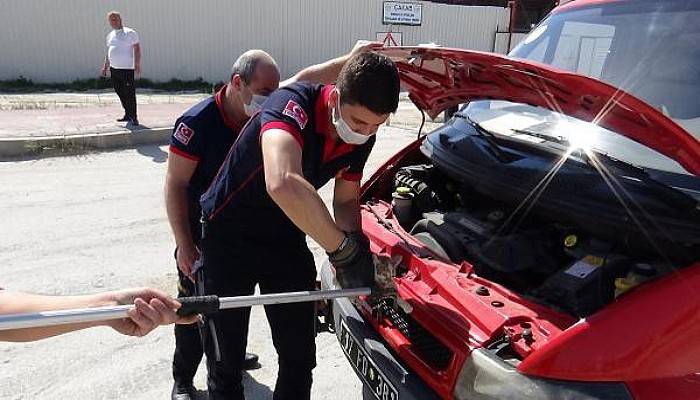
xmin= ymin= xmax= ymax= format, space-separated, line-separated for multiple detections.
xmin=244 ymin=94 xmax=268 ymax=117
xmin=331 ymin=93 xmax=373 ymax=145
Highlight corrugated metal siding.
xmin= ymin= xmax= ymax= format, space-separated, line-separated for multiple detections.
xmin=1 ymin=0 xmax=512 ymax=83
xmin=494 ymin=32 xmax=528 ymax=53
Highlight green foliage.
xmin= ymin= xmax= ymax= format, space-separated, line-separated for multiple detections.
xmin=0 ymin=76 xmax=217 ymax=93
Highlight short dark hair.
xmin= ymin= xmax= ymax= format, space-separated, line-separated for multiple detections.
xmin=336 ymin=52 xmax=400 ymax=115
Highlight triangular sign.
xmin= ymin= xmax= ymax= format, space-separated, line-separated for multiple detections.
xmin=382 ymin=32 xmax=398 ymax=47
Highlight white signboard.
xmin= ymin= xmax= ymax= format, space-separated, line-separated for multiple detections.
xmin=376 ymin=32 xmax=403 ymax=47
xmin=383 ymin=1 xmax=422 ymax=26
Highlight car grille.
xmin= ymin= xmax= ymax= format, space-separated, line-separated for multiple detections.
xmin=374 ymin=298 xmax=453 ymax=370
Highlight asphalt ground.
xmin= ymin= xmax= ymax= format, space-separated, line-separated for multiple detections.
xmin=0 ymin=93 xmax=427 ymax=398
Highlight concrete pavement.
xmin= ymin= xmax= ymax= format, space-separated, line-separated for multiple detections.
xmin=0 ymin=90 xmax=207 ymax=160
xmin=0 ymin=90 xmax=443 ymax=160
xmin=0 ymin=125 xmax=419 ymax=399
xmin=0 ymin=89 xmax=446 ymax=398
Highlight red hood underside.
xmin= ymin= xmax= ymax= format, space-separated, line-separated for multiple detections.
xmin=379 ymin=47 xmax=700 ymax=176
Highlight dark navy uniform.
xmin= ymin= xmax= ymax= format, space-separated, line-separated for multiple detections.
xmin=199 ymin=82 xmax=374 ymax=400
xmin=168 ymin=85 xmax=242 ymax=387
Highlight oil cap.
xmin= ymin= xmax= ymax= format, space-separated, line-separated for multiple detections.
xmin=395 ymin=186 xmax=411 ymax=195
xmin=564 ymin=234 xmax=578 ymax=248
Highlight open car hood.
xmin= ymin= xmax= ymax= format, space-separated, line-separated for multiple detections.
xmin=379 ymin=47 xmax=700 ymax=176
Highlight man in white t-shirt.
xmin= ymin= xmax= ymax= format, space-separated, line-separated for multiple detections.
xmin=101 ymin=11 xmax=141 ymax=126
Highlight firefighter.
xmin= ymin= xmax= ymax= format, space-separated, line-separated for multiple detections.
xmin=165 ymin=42 xmax=382 ymax=400
xmin=197 ymin=52 xmax=400 ymax=400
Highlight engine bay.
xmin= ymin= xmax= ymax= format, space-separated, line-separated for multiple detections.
xmin=366 ymin=155 xmax=694 ymax=318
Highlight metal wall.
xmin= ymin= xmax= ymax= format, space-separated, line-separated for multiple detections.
xmin=494 ymin=32 xmax=528 ymax=53
xmin=0 ymin=0 xmax=511 ymax=83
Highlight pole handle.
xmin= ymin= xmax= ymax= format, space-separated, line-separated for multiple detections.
xmin=177 ymin=295 xmax=220 ymax=316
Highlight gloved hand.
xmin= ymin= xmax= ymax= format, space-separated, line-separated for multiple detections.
xmin=327 ymin=232 xmax=376 ymax=289
xmin=348 ymin=231 xmax=370 ymax=249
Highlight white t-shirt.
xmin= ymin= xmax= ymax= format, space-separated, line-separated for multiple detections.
xmin=106 ymin=27 xmax=139 ymax=70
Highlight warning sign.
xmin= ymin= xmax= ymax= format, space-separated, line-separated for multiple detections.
xmin=383 ymin=1 xmax=422 ymax=26
xmin=376 ymin=31 xmax=403 ymax=47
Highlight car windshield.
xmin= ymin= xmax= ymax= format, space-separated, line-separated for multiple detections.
xmin=464 ymin=0 xmax=700 ymax=176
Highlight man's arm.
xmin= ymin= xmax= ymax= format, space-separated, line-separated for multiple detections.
xmin=101 ymin=55 xmax=110 ymax=77
xmin=262 ymin=130 xmax=345 ymax=252
xmin=133 ymin=43 xmax=141 ymax=78
xmin=0 ymin=288 xmax=193 ymax=342
xmin=333 ymin=179 xmax=362 ymax=232
xmin=164 ymin=153 xmax=199 ymax=278
xmin=280 ymin=40 xmax=383 ymax=87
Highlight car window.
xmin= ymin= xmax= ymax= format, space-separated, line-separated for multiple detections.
xmin=512 ymin=1 xmax=700 ymax=129
xmin=488 ymin=0 xmax=700 ymax=176
xmin=551 ymin=21 xmax=614 ymax=79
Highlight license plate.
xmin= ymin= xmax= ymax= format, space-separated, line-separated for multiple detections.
xmin=339 ymin=319 xmax=399 ymax=400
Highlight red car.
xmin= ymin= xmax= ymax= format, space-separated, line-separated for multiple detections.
xmin=320 ymin=1 xmax=700 ymax=399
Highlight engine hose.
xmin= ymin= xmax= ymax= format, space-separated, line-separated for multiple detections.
xmin=410 ymin=218 xmax=465 ymax=262
xmin=394 ymin=166 xmax=443 ymax=212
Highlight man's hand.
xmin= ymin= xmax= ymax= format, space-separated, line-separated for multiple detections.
xmin=134 ymin=64 xmax=141 ymax=79
xmin=100 ymin=67 xmax=109 ymax=78
xmin=106 ymin=288 xmax=198 ymax=337
xmin=327 ymin=232 xmax=376 ymax=289
xmin=176 ymin=244 xmax=200 ymax=281
xmin=349 ymin=40 xmax=384 ymax=58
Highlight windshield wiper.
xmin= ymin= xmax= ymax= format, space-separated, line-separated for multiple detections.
xmin=583 ymin=149 xmax=699 ymax=213
xmin=453 ymin=112 xmax=509 ymax=161
xmin=510 ymin=128 xmax=569 ymax=146
xmin=511 ymin=128 xmax=698 ymax=212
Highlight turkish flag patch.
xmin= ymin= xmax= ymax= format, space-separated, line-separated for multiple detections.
xmin=173 ymin=122 xmax=195 ymax=145
xmin=282 ymin=100 xmax=308 ymax=130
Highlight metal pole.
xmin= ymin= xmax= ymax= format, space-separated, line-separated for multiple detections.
xmin=0 ymin=288 xmax=371 ymax=331
xmin=508 ymin=0 xmax=518 ymax=53
xmin=0 ymin=305 xmax=134 ymax=331
xmin=218 ymin=288 xmax=370 ymax=310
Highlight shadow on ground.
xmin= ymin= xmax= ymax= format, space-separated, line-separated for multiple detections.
xmin=137 ymin=144 xmax=168 ymax=163
xmin=125 ymin=122 xmax=150 ymax=132
xmin=193 ymin=372 xmax=274 ymax=399
xmin=244 ymin=371 xmax=275 ymax=399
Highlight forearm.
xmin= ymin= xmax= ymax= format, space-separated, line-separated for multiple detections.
xmin=134 ymin=47 xmax=141 ymax=68
xmin=282 ymin=40 xmax=383 ymax=86
xmin=268 ymin=174 xmax=345 ymax=251
xmin=103 ymin=55 xmax=110 ymax=70
xmin=164 ymin=180 xmax=195 ymax=250
xmin=334 ymin=200 xmax=361 ymax=232
xmin=0 ymin=291 xmax=115 ymax=342
xmin=301 ymin=55 xmax=347 ymax=83
xmin=282 ymin=54 xmax=350 ymax=86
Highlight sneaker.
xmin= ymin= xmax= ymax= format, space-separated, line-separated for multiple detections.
xmin=128 ymin=118 xmax=140 ymax=126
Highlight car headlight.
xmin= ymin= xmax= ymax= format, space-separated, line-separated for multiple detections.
xmin=454 ymin=349 xmax=632 ymax=400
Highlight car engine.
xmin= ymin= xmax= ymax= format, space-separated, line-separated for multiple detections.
xmin=386 ymin=163 xmax=667 ymax=317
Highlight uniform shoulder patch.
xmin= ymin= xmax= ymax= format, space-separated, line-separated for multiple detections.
xmin=173 ymin=122 xmax=195 ymax=145
xmin=282 ymin=100 xmax=308 ymax=130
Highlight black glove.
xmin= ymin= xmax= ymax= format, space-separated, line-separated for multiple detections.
xmin=348 ymin=231 xmax=370 ymax=248
xmin=327 ymin=232 xmax=375 ymax=289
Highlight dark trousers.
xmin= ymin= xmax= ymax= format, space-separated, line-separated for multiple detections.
xmin=172 ymin=264 xmax=205 ymax=385
xmin=110 ymin=67 xmax=137 ymax=120
xmin=201 ymin=224 xmax=317 ymax=400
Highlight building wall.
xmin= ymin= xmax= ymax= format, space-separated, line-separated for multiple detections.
xmin=495 ymin=32 xmax=528 ymax=53
xmin=0 ymin=0 xmax=512 ymax=83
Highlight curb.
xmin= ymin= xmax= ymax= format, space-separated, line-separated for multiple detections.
xmin=0 ymin=127 xmax=173 ymax=161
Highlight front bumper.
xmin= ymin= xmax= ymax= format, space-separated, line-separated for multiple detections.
xmin=320 ymin=260 xmax=440 ymax=400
